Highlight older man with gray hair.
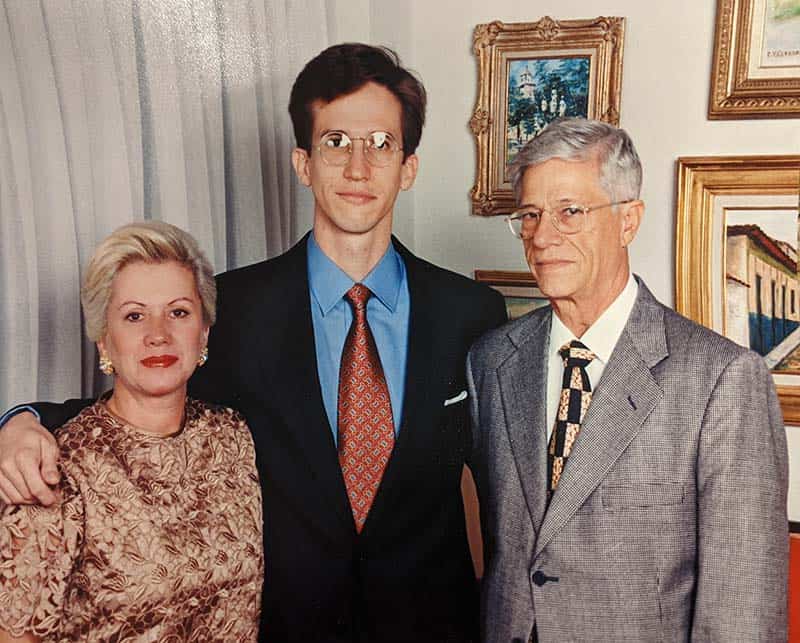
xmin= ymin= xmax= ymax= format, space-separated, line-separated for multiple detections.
xmin=467 ymin=118 xmax=788 ymax=643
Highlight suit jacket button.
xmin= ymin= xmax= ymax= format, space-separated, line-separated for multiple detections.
xmin=531 ymin=570 xmax=546 ymax=586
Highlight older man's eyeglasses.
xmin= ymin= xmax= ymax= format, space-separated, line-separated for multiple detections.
xmin=315 ymin=130 xmax=402 ymax=168
xmin=505 ymin=200 xmax=634 ymax=238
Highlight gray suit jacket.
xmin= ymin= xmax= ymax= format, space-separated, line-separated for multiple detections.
xmin=467 ymin=278 xmax=789 ymax=643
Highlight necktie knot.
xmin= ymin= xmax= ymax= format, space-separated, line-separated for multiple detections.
xmin=559 ymin=340 xmax=596 ymax=369
xmin=345 ymin=283 xmax=371 ymax=314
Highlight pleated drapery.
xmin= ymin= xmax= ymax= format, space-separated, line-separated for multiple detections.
xmin=0 ymin=0 xmax=331 ymax=407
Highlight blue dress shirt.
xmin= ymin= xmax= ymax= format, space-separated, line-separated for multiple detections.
xmin=307 ymin=234 xmax=410 ymax=443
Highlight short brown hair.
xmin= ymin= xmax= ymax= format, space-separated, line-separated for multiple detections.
xmin=81 ymin=221 xmax=216 ymax=342
xmin=289 ymin=43 xmax=426 ymax=160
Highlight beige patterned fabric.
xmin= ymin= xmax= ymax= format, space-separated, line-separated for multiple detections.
xmin=548 ymin=341 xmax=596 ymax=492
xmin=0 ymin=398 xmax=263 ymax=641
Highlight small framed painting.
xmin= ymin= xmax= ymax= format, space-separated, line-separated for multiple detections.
xmin=470 ymin=16 xmax=625 ymax=216
xmin=709 ymin=0 xmax=800 ymax=119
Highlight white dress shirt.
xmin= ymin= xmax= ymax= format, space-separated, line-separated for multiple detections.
xmin=545 ymin=273 xmax=639 ymax=439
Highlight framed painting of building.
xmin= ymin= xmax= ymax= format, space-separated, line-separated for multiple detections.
xmin=709 ymin=0 xmax=800 ymax=119
xmin=675 ymin=155 xmax=800 ymax=422
xmin=470 ymin=17 xmax=625 ymax=216
xmin=474 ymin=270 xmax=549 ymax=320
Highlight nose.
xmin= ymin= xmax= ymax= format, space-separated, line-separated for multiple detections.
xmin=343 ymin=141 xmax=371 ymax=181
xmin=145 ymin=316 xmax=170 ymax=346
xmin=529 ymin=212 xmax=563 ymax=249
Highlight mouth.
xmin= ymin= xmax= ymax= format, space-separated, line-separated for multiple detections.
xmin=534 ymin=258 xmax=573 ymax=269
xmin=140 ymin=355 xmax=179 ymax=368
xmin=336 ymin=191 xmax=376 ymax=205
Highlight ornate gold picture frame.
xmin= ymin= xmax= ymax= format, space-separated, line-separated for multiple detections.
xmin=470 ymin=17 xmax=625 ymax=216
xmin=675 ymin=155 xmax=800 ymax=422
xmin=709 ymin=0 xmax=800 ymax=119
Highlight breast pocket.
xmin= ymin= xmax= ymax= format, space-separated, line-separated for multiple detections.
xmin=601 ymin=482 xmax=685 ymax=511
xmin=436 ymin=386 xmax=471 ymax=471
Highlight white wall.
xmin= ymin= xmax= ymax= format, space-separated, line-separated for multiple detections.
xmin=406 ymin=1 xmax=798 ymax=297
xmin=332 ymin=0 xmax=800 ymax=519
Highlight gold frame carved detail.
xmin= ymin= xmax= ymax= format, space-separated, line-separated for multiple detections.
xmin=709 ymin=0 xmax=800 ymax=119
xmin=470 ymin=17 xmax=625 ymax=216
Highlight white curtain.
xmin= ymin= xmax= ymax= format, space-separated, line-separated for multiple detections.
xmin=0 ymin=0 xmax=330 ymax=407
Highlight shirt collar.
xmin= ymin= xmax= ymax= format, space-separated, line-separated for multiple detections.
xmin=550 ymin=273 xmax=638 ymax=364
xmin=307 ymin=233 xmax=404 ymax=316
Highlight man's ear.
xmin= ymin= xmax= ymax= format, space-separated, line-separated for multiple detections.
xmin=621 ymin=199 xmax=644 ymax=247
xmin=400 ymin=154 xmax=419 ymax=191
xmin=291 ymin=148 xmax=312 ymax=187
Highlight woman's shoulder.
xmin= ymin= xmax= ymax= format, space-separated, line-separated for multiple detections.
xmin=186 ymin=398 xmax=247 ymax=428
xmin=53 ymin=400 xmax=119 ymax=462
xmin=185 ymin=399 xmax=256 ymax=466
xmin=186 ymin=398 xmax=252 ymax=445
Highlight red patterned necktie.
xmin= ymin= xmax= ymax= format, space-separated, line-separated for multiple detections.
xmin=337 ymin=283 xmax=395 ymax=533
xmin=548 ymin=340 xmax=596 ymax=493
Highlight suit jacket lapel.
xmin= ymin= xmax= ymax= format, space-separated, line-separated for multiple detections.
xmin=262 ymin=236 xmax=353 ymax=533
xmin=497 ymin=308 xmax=552 ymax=534
xmin=395 ymin=246 xmax=436 ymax=456
xmin=535 ymin=280 xmax=667 ymax=556
xmin=361 ymin=241 xmax=440 ymax=533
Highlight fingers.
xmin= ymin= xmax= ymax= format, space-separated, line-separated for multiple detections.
xmin=0 ymin=477 xmax=14 ymax=504
xmin=0 ymin=412 xmax=60 ymax=506
xmin=0 ymin=450 xmax=58 ymax=506
xmin=0 ymin=457 xmax=34 ymax=505
xmin=24 ymin=446 xmax=58 ymax=506
xmin=40 ymin=437 xmax=61 ymax=486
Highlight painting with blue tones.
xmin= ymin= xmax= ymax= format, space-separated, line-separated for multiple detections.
xmin=725 ymin=207 xmax=800 ymax=372
xmin=506 ymin=57 xmax=590 ymax=167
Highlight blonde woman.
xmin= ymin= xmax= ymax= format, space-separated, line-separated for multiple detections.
xmin=0 ymin=222 xmax=263 ymax=642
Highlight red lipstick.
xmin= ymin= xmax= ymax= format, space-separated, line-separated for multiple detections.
xmin=140 ymin=355 xmax=178 ymax=368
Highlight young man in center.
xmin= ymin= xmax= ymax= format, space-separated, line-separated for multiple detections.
xmin=0 ymin=44 xmax=507 ymax=642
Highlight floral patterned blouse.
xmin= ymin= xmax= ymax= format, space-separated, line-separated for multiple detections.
xmin=0 ymin=398 xmax=263 ymax=642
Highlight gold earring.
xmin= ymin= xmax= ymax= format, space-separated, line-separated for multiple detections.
xmin=99 ymin=354 xmax=114 ymax=375
xmin=197 ymin=347 xmax=208 ymax=367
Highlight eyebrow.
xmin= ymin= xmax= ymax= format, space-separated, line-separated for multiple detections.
xmin=319 ymin=128 xmax=396 ymax=137
xmin=518 ymin=197 xmax=580 ymax=208
xmin=116 ymin=297 xmax=195 ymax=309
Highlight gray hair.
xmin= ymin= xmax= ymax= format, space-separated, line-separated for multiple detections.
xmin=81 ymin=221 xmax=216 ymax=342
xmin=508 ymin=118 xmax=642 ymax=204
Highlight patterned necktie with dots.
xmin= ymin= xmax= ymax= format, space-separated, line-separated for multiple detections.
xmin=337 ymin=283 xmax=395 ymax=533
xmin=548 ymin=340 xmax=596 ymax=493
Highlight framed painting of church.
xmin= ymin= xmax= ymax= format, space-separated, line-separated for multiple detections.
xmin=709 ymin=0 xmax=800 ymax=119
xmin=470 ymin=16 xmax=625 ymax=216
xmin=675 ymin=155 xmax=800 ymax=423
